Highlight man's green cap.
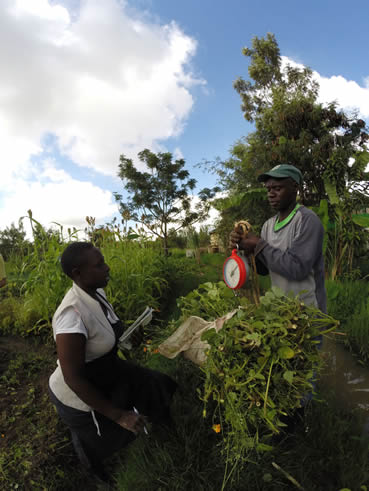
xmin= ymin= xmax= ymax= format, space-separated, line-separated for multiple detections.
xmin=257 ymin=164 xmax=303 ymax=184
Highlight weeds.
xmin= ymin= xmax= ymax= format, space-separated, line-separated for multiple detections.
xmin=112 ymin=352 xmax=369 ymax=491
xmin=0 ymin=216 xmax=368 ymax=490
xmin=0 ymin=340 xmax=102 ymax=490
xmin=326 ymin=278 xmax=369 ymax=361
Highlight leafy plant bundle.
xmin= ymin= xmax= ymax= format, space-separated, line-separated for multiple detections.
xmin=177 ymin=283 xmax=339 ymax=465
xmin=176 ymin=281 xmax=243 ymax=322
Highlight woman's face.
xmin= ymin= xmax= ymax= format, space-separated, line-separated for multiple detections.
xmin=75 ymin=247 xmax=110 ymax=291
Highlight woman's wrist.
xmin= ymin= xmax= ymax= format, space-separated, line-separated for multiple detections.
xmin=108 ymin=407 xmax=125 ymax=422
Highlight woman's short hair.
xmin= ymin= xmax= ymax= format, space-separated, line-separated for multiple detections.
xmin=60 ymin=242 xmax=94 ymax=278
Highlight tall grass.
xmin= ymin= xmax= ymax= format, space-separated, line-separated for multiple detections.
xmin=346 ymin=299 xmax=369 ymax=360
xmin=19 ymin=228 xmax=72 ymax=334
xmin=0 ymin=216 xmax=185 ymax=338
xmin=326 ymin=278 xmax=369 ymax=360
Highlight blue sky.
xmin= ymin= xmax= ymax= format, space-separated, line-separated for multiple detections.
xmin=1 ymin=0 xmax=369 ymax=235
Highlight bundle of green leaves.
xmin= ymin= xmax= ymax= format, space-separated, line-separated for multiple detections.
xmin=176 ymin=281 xmax=244 ymax=322
xmin=177 ymin=283 xmax=339 ymax=464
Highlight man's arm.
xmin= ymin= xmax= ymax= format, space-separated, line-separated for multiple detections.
xmin=255 ymin=212 xmax=324 ymax=281
xmin=254 ymin=255 xmax=269 ymax=275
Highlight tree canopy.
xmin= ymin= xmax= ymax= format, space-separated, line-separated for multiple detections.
xmin=115 ymin=149 xmax=216 ymax=254
xmin=213 ymin=33 xmax=369 ymax=272
xmin=0 ymin=220 xmax=29 ymax=261
xmin=229 ymin=33 xmax=369 ymax=207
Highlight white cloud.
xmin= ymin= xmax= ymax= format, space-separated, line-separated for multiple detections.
xmin=0 ymin=0 xmax=203 ymax=176
xmin=317 ymin=75 xmax=369 ymax=118
xmin=281 ymin=56 xmax=369 ymax=118
xmin=0 ymin=161 xmax=117 ymax=236
xmin=0 ymin=0 xmax=204 ymax=231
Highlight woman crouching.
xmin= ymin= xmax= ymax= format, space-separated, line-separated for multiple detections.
xmin=48 ymin=242 xmax=176 ymax=480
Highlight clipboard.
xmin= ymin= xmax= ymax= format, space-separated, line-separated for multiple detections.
xmin=118 ymin=306 xmax=153 ymax=350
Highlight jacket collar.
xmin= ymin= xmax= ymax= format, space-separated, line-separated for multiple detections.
xmin=72 ymin=282 xmax=113 ymax=334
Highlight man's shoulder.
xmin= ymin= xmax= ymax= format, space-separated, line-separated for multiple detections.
xmin=297 ymin=206 xmax=322 ymax=222
xmin=263 ymin=214 xmax=277 ymax=228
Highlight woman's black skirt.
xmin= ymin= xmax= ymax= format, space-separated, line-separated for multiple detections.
xmin=49 ymin=359 xmax=177 ymax=467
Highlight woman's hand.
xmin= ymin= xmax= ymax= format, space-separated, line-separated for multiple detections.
xmin=115 ymin=410 xmax=147 ymax=434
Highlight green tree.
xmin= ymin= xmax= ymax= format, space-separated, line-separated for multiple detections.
xmin=0 ymin=220 xmax=30 ymax=261
xmin=214 ymin=33 xmax=369 ymax=272
xmin=115 ymin=149 xmax=216 ymax=255
xmin=232 ymin=33 xmax=369 ymax=205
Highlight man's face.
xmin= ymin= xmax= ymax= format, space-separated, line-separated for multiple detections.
xmin=76 ymin=247 xmax=110 ymax=291
xmin=264 ymin=178 xmax=297 ymax=212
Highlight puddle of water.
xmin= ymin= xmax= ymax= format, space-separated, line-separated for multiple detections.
xmin=319 ymin=336 xmax=369 ymax=431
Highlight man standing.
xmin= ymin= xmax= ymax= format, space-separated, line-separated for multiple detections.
xmin=230 ymin=164 xmax=326 ymax=313
xmin=0 ymin=253 xmax=6 ymax=288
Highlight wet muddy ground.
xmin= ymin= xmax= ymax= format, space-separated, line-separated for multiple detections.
xmin=320 ymin=336 xmax=369 ymax=432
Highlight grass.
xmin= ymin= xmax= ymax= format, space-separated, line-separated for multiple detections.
xmin=114 ymin=357 xmax=226 ymax=491
xmin=112 ymin=353 xmax=369 ymax=491
xmin=1 ymin=249 xmax=369 ymax=490
xmin=157 ymin=252 xmax=225 ymax=322
xmin=1 ymin=337 xmax=368 ymax=491
xmin=0 ymin=337 xmax=102 ymax=490
xmin=0 ymin=249 xmax=225 ymax=490
xmin=326 ymin=278 xmax=369 ymax=361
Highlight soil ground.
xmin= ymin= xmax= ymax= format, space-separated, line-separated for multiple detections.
xmin=0 ymin=335 xmax=114 ymax=491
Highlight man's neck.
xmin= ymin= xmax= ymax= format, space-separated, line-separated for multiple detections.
xmin=278 ymin=201 xmax=298 ymax=221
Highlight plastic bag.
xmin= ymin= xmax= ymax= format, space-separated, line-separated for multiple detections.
xmin=158 ymin=310 xmax=238 ymax=366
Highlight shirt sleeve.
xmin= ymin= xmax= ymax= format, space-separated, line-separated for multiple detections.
xmin=54 ymin=306 xmax=88 ymax=339
xmin=255 ymin=211 xmax=324 ymax=281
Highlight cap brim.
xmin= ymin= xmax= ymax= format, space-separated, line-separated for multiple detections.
xmin=257 ymin=171 xmax=290 ymax=182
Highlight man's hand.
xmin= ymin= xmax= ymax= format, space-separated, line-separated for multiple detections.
xmin=240 ymin=232 xmax=261 ymax=255
xmin=229 ymin=229 xmax=245 ymax=250
xmin=229 ymin=230 xmax=260 ymax=255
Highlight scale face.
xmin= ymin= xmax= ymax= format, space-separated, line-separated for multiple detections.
xmin=223 ymin=249 xmax=250 ymax=289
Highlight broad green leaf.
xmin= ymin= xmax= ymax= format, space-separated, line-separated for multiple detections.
xmin=283 ymin=370 xmax=294 ymax=383
xmin=352 ymin=215 xmax=369 ymax=228
xmin=278 ymin=346 xmax=295 ymax=359
xmin=324 ymin=179 xmax=339 ymax=205
xmin=271 ymin=286 xmax=284 ymax=298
